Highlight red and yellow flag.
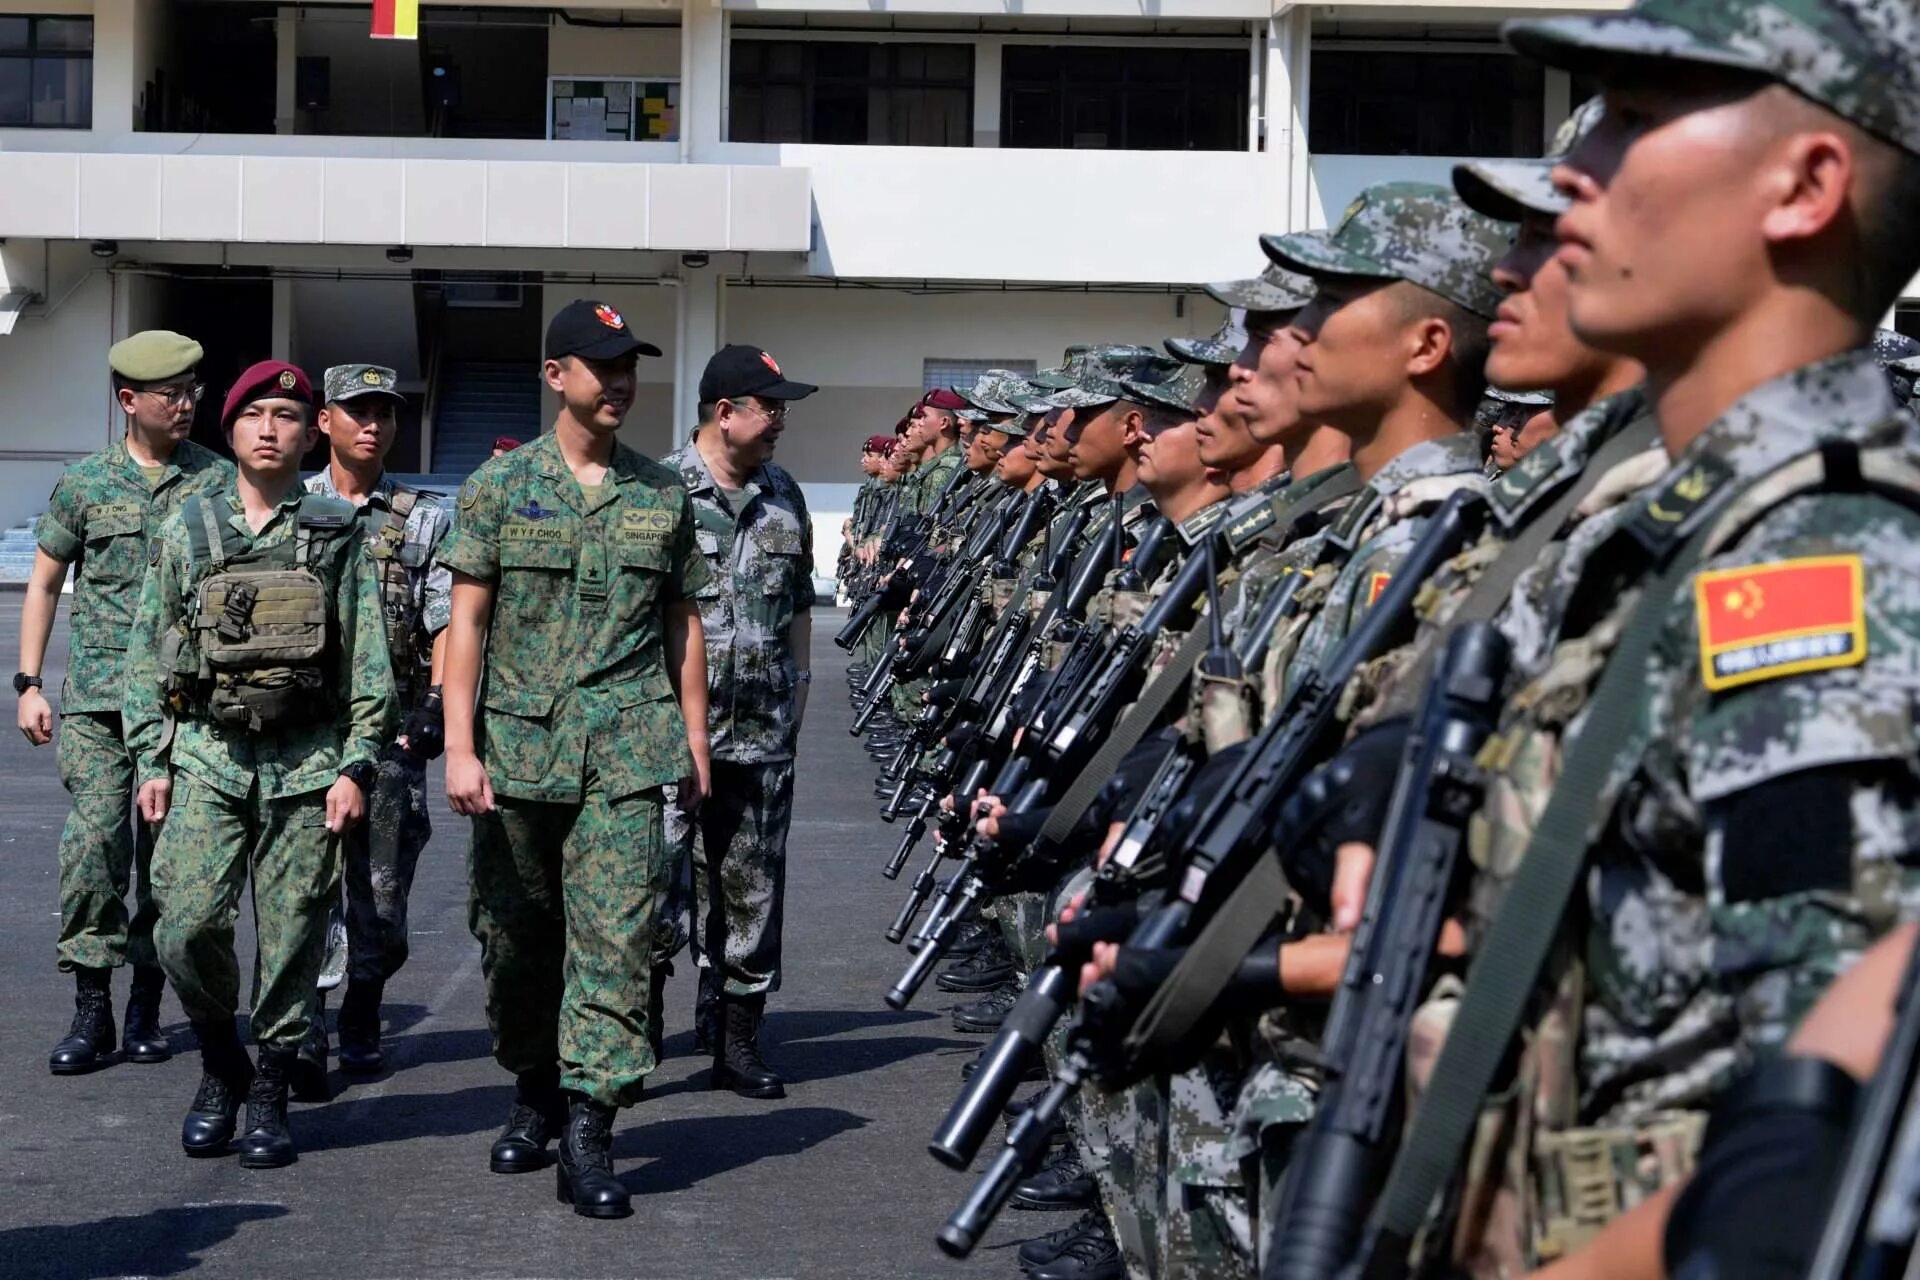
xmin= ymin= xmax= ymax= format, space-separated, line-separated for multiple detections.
xmin=372 ymin=0 xmax=419 ymax=40
xmin=1694 ymin=554 xmax=1866 ymax=692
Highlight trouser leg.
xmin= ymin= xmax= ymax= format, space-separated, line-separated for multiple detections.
xmin=347 ymin=744 xmax=430 ymax=985
xmin=54 ymin=711 xmax=146 ymax=972
xmin=246 ymin=787 xmax=340 ymax=1052
xmin=690 ymin=759 xmax=794 ymax=999
xmin=150 ymin=776 xmax=255 ymax=1028
xmin=469 ymin=797 xmax=568 ymax=1079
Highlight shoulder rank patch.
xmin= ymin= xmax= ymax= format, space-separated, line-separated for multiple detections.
xmin=1694 ymin=555 xmax=1865 ymax=692
xmin=1366 ymin=571 xmax=1393 ymax=607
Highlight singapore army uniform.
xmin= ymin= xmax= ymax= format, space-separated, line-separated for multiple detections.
xmin=442 ymin=432 xmax=708 ymax=1108
xmin=124 ymin=484 xmax=395 ymax=1056
xmin=37 ymin=437 xmax=232 ymax=981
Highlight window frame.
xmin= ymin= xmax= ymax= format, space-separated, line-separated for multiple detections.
xmin=728 ymin=37 xmax=974 ymax=147
xmin=1306 ymin=45 xmax=1545 ymax=159
xmin=997 ymin=43 xmax=1247 ymax=152
xmin=0 ymin=13 xmax=94 ymax=131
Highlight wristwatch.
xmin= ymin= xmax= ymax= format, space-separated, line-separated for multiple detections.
xmin=13 ymin=672 xmax=42 ymax=695
xmin=339 ymin=760 xmax=377 ymax=793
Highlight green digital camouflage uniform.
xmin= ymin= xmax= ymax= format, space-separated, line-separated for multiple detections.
xmin=441 ymin=432 xmax=708 ymax=1108
xmin=659 ymin=433 xmax=815 ymax=999
xmin=35 ymin=437 xmax=234 ymax=974
xmin=124 ymin=484 xmax=396 ymax=1050
xmin=1427 ymin=351 xmax=1920 ymax=1271
xmin=304 ymin=464 xmax=453 ymax=985
xmin=892 ymin=442 xmax=965 ymax=717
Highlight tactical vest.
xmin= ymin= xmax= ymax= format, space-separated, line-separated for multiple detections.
xmin=164 ymin=493 xmax=353 ymax=733
xmin=364 ymin=487 xmax=428 ymax=698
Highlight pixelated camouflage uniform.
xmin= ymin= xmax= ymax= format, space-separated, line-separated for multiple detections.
xmin=1431 ymin=351 xmax=1920 ymax=1273
xmin=304 ymin=467 xmax=452 ymax=985
xmin=124 ymin=484 xmax=396 ymax=1050
xmin=441 ymin=432 xmax=708 ymax=1108
xmin=657 ymin=433 xmax=815 ymax=1000
xmin=35 ymin=437 xmax=233 ymax=974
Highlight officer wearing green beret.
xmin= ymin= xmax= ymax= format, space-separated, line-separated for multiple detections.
xmin=292 ymin=363 xmax=455 ymax=1093
xmin=13 ymin=328 xmax=234 ymax=1077
xmin=124 ymin=360 xmax=396 ymax=1170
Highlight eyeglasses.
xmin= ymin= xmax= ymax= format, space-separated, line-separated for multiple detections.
xmin=141 ymin=383 xmax=206 ymax=407
xmin=740 ymin=398 xmax=787 ymax=424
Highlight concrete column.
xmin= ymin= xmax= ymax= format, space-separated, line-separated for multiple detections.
xmin=973 ymin=38 xmax=1002 ymax=148
xmin=679 ymin=0 xmax=726 ymax=162
xmin=672 ymin=270 xmax=722 ymax=445
xmin=275 ymin=7 xmax=299 ymax=136
xmin=90 ymin=0 xmax=136 ymax=133
xmin=271 ymin=279 xmax=295 ymax=361
xmin=1265 ymin=7 xmax=1314 ymax=232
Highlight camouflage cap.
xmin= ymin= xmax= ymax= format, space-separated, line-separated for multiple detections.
xmin=323 ymin=363 xmax=405 ymax=405
xmin=1872 ymin=327 xmax=1920 ymax=366
xmin=956 ymin=368 xmax=1028 ymax=414
xmin=1887 ymin=352 xmax=1920 ymax=404
xmin=1454 ymin=97 xmax=1606 ymax=222
xmin=1031 ymin=344 xmax=1110 ymax=391
xmin=1504 ymin=0 xmax=1920 ymax=159
xmin=1125 ymin=363 xmax=1211 ymax=418
xmin=956 ymin=408 xmax=988 ymax=424
xmin=1262 ymin=182 xmax=1511 ymax=320
xmin=1045 ymin=346 xmax=1182 ymax=409
xmin=1167 ymin=309 xmax=1249 ymax=368
xmin=1204 ymin=262 xmax=1317 ymax=313
xmin=108 ymin=330 xmax=203 ymax=383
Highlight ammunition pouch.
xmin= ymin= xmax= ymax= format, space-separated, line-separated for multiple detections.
xmin=191 ymin=567 xmax=332 ymax=733
xmin=1531 ymin=1113 xmax=1705 ymax=1262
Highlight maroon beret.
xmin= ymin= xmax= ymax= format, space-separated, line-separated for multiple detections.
xmin=863 ymin=434 xmax=895 ymax=453
xmin=917 ymin=388 xmax=968 ymax=412
xmin=222 ymin=360 xmax=312 ymax=427
xmin=491 ymin=435 xmax=524 ymax=453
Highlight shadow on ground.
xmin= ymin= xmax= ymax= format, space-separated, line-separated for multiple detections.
xmin=614 ymin=1107 xmax=871 ymax=1195
xmin=0 ymin=1201 xmax=290 ymax=1280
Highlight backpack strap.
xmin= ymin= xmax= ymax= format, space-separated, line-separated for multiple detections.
xmin=293 ymin=493 xmax=356 ymax=569
xmin=186 ymin=495 xmax=228 ymax=571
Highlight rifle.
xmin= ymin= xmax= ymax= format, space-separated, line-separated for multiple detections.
xmin=1261 ymin=621 xmax=1509 ymax=1280
xmin=936 ymin=492 xmax=1484 ymax=1256
xmin=1804 ymin=926 xmax=1920 ymax=1280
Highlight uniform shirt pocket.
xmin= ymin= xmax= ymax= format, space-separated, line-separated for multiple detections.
xmin=480 ymin=681 xmax=558 ymax=783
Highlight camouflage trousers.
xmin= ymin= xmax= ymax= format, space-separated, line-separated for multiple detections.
xmin=661 ymin=759 xmax=795 ymax=999
xmin=341 ymin=742 xmax=431 ymax=986
xmin=468 ymin=779 xmax=670 ymax=1107
xmin=150 ymin=774 xmax=341 ymax=1049
xmin=1227 ymin=1052 xmax=1322 ymax=1275
xmin=1083 ymin=1077 xmax=1168 ymax=1280
xmin=54 ymin=711 xmax=158 ymax=973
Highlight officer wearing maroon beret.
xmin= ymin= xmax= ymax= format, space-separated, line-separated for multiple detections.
xmin=124 ymin=359 xmax=396 ymax=1170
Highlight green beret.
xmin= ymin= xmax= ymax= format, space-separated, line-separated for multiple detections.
xmin=109 ymin=330 xmax=203 ymax=383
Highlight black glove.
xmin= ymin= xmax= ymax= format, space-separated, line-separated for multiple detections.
xmin=1049 ymin=902 xmax=1142 ymax=961
xmin=1274 ymin=717 xmax=1411 ymax=915
xmin=402 ymin=686 xmax=446 ymax=761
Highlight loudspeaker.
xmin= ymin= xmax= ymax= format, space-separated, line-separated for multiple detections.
xmin=428 ymin=61 xmax=461 ymax=110
xmin=296 ymin=56 xmax=330 ymax=112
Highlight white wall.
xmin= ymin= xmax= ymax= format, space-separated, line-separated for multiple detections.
xmin=1309 ymin=154 xmax=1479 ymax=231
xmin=0 ymin=246 xmax=120 ymax=529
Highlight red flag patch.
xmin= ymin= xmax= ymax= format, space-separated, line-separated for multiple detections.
xmin=1366 ymin=572 xmax=1392 ymax=607
xmin=1694 ymin=555 xmax=1866 ymax=692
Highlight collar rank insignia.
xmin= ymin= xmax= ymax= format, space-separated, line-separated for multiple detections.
xmin=1694 ymin=554 xmax=1865 ymax=692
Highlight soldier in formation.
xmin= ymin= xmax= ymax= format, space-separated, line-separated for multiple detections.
xmin=846 ymin=2 xmax=1920 ymax=1277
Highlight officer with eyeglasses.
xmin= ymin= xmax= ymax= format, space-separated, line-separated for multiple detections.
xmin=13 ymin=329 xmax=235 ymax=1077
xmin=657 ymin=344 xmax=819 ymax=1100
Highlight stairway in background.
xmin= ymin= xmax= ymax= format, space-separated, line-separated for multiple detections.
xmin=433 ymin=360 xmax=543 ymax=476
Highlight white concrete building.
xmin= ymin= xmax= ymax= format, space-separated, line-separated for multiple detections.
xmin=0 ymin=0 xmax=1720 ymax=578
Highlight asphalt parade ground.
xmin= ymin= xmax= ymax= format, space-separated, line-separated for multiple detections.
xmin=0 ymin=606 xmax=1051 ymax=1279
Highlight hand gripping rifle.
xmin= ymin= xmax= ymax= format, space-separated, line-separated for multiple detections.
xmin=1260 ymin=620 xmax=1508 ymax=1280
xmin=934 ymin=492 xmax=1484 ymax=1258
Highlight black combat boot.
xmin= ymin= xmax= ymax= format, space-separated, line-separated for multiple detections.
xmin=289 ymin=993 xmax=330 ymax=1102
xmin=692 ymin=969 xmax=720 ymax=1056
xmin=951 ymin=982 xmax=1021 ymax=1033
xmin=1019 ymin=1209 xmax=1108 ymax=1273
xmin=122 ymin=965 xmax=172 ymax=1063
xmin=237 ymin=1047 xmax=297 ymax=1169
xmin=491 ymin=1068 xmax=565 ymax=1174
xmin=1028 ymin=1215 xmax=1123 ymax=1280
xmin=336 ymin=979 xmax=384 ymax=1074
xmin=711 ymin=995 xmax=786 ymax=1100
xmin=182 ymin=1019 xmax=254 ymax=1156
xmin=1011 ymin=1144 xmax=1097 ymax=1210
xmin=554 ymin=1093 xmax=632 ymax=1219
xmin=48 ymin=966 xmax=116 ymax=1074
xmin=936 ymin=934 xmax=1016 ymax=993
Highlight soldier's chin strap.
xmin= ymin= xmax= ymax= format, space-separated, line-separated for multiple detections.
xmin=1357 ymin=436 xmax=1920 ymax=1277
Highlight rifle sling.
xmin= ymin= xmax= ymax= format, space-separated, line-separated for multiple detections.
xmin=1367 ymin=435 xmax=1920 ymax=1261
xmin=1036 ymin=624 xmax=1211 ymax=847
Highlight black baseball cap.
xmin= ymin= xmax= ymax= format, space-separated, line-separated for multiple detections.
xmin=699 ymin=344 xmax=818 ymax=403
xmin=545 ymin=299 xmax=663 ymax=362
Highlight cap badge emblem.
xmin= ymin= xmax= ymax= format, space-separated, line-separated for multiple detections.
xmin=594 ymin=304 xmax=625 ymax=330
xmin=362 ymin=369 xmax=384 ymax=386
xmin=760 ymin=351 xmax=782 ymax=376
xmin=277 ymin=370 xmax=298 ymax=391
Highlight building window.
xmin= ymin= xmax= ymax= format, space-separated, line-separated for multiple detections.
xmin=1310 ymin=50 xmax=1542 ymax=157
xmin=923 ymin=359 xmax=1038 ymax=392
xmin=549 ymin=77 xmax=679 ymax=142
xmin=1000 ymin=46 xmax=1245 ymax=151
xmin=730 ymin=40 xmax=972 ymax=146
xmin=0 ymin=15 xmax=92 ymax=129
